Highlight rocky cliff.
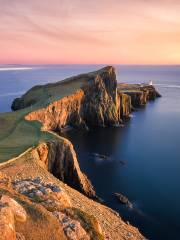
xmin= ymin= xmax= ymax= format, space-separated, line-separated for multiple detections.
xmin=24 ymin=66 xmax=121 ymax=131
xmin=0 ymin=157 xmax=145 ymax=240
xmin=118 ymin=84 xmax=161 ymax=108
xmin=32 ymin=137 xmax=96 ymax=198
xmin=119 ymin=93 xmax=131 ymax=119
xmin=11 ymin=67 xmax=161 ymax=201
xmin=2 ymin=66 xmax=161 ymax=239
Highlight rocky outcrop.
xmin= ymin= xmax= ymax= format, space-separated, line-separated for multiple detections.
xmin=81 ymin=66 xmax=120 ymax=127
xmin=22 ymin=68 xmax=161 ymax=201
xmin=25 ymin=90 xmax=86 ymax=131
xmin=1 ymin=66 xmax=162 ymax=240
xmin=15 ymin=66 xmax=121 ymax=131
xmin=118 ymin=84 xmax=161 ymax=108
xmin=0 ymin=158 xmax=145 ymax=240
xmin=0 ymin=195 xmax=27 ymax=240
xmin=0 ymin=174 xmax=103 ymax=240
xmin=32 ymin=139 xmax=96 ymax=199
xmin=114 ymin=193 xmax=133 ymax=209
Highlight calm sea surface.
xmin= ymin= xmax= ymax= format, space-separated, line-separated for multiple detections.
xmin=0 ymin=65 xmax=180 ymax=239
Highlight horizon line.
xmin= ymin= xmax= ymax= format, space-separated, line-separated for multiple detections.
xmin=0 ymin=63 xmax=180 ymax=66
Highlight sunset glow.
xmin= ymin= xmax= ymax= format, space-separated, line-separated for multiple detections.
xmin=0 ymin=0 xmax=180 ymax=64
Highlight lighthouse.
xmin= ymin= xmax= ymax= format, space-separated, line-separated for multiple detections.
xmin=149 ymin=80 xmax=153 ymax=86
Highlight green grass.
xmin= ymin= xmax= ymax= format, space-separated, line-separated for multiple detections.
xmin=0 ymin=67 xmax=110 ymax=163
xmin=0 ymin=101 xmax=55 ymax=163
xmin=0 ymin=73 xmax=87 ymax=163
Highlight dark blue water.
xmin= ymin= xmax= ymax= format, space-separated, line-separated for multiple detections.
xmin=1 ymin=65 xmax=180 ymax=239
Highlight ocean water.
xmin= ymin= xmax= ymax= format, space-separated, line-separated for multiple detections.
xmin=0 ymin=65 xmax=180 ymax=239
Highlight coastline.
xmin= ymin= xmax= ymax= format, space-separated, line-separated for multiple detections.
xmin=0 ymin=66 xmax=160 ymax=239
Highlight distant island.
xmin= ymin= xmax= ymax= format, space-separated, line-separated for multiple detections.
xmin=0 ymin=66 xmax=160 ymax=239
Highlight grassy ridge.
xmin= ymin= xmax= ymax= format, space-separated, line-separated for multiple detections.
xmin=0 ymin=74 xmax=85 ymax=163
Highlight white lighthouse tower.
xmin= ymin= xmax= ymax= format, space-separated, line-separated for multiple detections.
xmin=149 ymin=80 xmax=153 ymax=86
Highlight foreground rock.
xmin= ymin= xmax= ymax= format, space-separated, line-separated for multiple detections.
xmin=0 ymin=174 xmax=104 ymax=240
xmin=0 ymin=165 xmax=145 ymax=240
xmin=0 ymin=195 xmax=27 ymax=240
xmin=12 ymin=177 xmax=101 ymax=240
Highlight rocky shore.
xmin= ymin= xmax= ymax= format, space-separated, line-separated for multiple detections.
xmin=0 ymin=66 xmax=160 ymax=239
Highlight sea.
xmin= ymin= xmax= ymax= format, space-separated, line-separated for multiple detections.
xmin=0 ymin=64 xmax=180 ymax=240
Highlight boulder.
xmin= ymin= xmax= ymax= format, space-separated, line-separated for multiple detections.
xmin=114 ymin=193 xmax=133 ymax=209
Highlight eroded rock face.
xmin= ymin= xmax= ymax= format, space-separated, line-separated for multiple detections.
xmin=118 ymin=85 xmax=161 ymax=108
xmin=25 ymin=66 xmax=121 ymax=130
xmin=26 ymin=90 xmax=86 ymax=132
xmin=81 ymin=66 xmax=120 ymax=127
xmin=119 ymin=93 xmax=131 ymax=119
xmin=32 ymin=140 xmax=96 ymax=198
xmin=23 ymin=68 xmax=161 ymax=201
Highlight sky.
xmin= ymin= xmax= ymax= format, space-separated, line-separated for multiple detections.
xmin=0 ymin=0 xmax=180 ymax=64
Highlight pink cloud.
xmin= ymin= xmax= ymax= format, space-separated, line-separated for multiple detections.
xmin=0 ymin=0 xmax=180 ymax=64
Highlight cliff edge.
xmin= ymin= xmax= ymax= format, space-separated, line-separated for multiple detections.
xmin=0 ymin=66 xmax=161 ymax=239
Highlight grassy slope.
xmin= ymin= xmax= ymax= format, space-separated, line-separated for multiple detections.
xmin=0 ymin=66 xmax=114 ymax=162
xmin=0 ymin=75 xmax=85 ymax=162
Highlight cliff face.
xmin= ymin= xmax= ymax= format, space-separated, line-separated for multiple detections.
xmin=118 ymin=84 xmax=161 ymax=108
xmin=32 ymin=138 xmax=96 ymax=198
xmin=23 ymin=68 xmax=161 ymax=200
xmin=26 ymin=90 xmax=85 ymax=132
xmin=0 ymin=165 xmax=144 ymax=240
xmin=119 ymin=93 xmax=131 ymax=119
xmin=25 ymin=66 xmax=121 ymax=130
xmin=81 ymin=66 xmax=120 ymax=127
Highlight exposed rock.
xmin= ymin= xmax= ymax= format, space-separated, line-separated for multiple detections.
xmin=125 ymin=91 xmax=147 ymax=107
xmin=0 ymin=195 xmax=27 ymax=222
xmin=5 ymin=67 xmax=161 ymax=239
xmin=23 ymin=69 xmax=161 ymax=132
xmin=12 ymin=178 xmax=72 ymax=211
xmin=16 ymin=232 xmax=26 ymax=240
xmin=53 ymin=211 xmax=90 ymax=240
xmin=114 ymin=193 xmax=133 ymax=209
xmin=11 ymin=68 xmax=161 ymax=202
xmin=24 ymin=66 xmax=121 ymax=130
xmin=119 ymin=93 xmax=131 ymax=119
xmin=11 ymin=177 xmax=103 ymax=240
xmin=32 ymin=140 xmax=96 ymax=199
xmin=0 ymin=204 xmax=16 ymax=240
xmin=90 ymin=153 xmax=111 ymax=161
xmin=81 ymin=66 xmax=120 ymax=127
xmin=0 ymin=195 xmax=27 ymax=240
xmin=118 ymin=84 xmax=161 ymax=108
